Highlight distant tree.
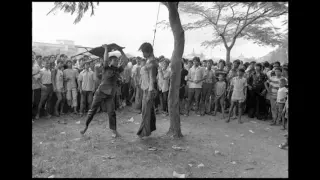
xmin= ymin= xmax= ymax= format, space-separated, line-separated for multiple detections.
xmin=159 ymin=2 xmax=288 ymax=64
xmin=48 ymin=2 xmax=185 ymax=138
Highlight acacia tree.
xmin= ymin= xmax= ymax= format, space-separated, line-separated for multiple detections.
xmin=48 ymin=2 xmax=185 ymax=138
xmin=159 ymin=2 xmax=288 ymax=63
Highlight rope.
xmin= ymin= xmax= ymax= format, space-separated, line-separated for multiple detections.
xmin=152 ymin=2 xmax=161 ymax=47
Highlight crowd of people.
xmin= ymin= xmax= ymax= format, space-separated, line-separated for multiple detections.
xmin=32 ymin=42 xmax=288 ymax=148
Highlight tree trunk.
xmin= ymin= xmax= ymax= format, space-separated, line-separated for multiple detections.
xmin=226 ymin=48 xmax=231 ymax=64
xmin=165 ymin=2 xmax=185 ymax=138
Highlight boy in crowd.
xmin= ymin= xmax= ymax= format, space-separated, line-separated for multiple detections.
xmin=213 ymin=74 xmax=227 ymax=118
xmin=276 ymin=78 xmax=288 ymax=128
xmin=180 ymin=61 xmax=189 ymax=114
xmin=226 ymin=59 xmax=241 ymax=117
xmin=265 ymin=67 xmax=285 ymax=125
xmin=78 ymin=60 xmax=95 ymax=117
xmin=226 ymin=68 xmax=247 ymax=124
xmin=64 ymin=60 xmax=79 ymax=114
xmin=32 ymin=55 xmax=42 ymax=122
xmin=121 ymin=60 xmax=132 ymax=107
xmin=247 ymin=63 xmax=267 ymax=119
xmin=35 ymin=61 xmax=53 ymax=119
xmin=200 ymin=59 xmax=215 ymax=116
xmin=158 ymin=59 xmax=171 ymax=116
xmin=52 ymin=59 xmax=66 ymax=123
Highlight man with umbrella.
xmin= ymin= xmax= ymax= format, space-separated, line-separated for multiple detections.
xmin=80 ymin=43 xmax=128 ymax=138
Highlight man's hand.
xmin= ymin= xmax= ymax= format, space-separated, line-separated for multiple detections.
xmin=248 ymin=85 xmax=252 ymax=90
xmin=102 ymin=44 xmax=108 ymax=50
xmin=79 ymin=88 xmax=82 ymax=94
xmin=53 ymin=87 xmax=57 ymax=92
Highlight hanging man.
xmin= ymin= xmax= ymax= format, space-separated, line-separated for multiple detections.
xmin=80 ymin=43 xmax=128 ymax=138
xmin=136 ymin=42 xmax=158 ymax=138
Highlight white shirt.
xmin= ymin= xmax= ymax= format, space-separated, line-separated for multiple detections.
xmin=188 ymin=65 xmax=205 ymax=88
xmin=277 ymin=87 xmax=288 ymax=103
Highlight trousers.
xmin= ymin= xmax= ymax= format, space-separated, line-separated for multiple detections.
xmin=84 ymin=89 xmax=116 ymax=130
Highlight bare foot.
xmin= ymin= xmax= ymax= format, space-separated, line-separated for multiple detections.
xmin=111 ymin=130 xmax=121 ymax=138
xmin=80 ymin=126 xmax=88 ymax=135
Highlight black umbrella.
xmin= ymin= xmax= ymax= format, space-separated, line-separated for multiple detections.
xmin=89 ymin=43 xmax=125 ymax=58
xmin=72 ymin=43 xmax=125 ymax=59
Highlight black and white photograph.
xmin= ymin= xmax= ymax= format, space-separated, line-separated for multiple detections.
xmin=32 ymin=2 xmax=288 ymax=178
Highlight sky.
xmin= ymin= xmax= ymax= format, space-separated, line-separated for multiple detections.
xmin=32 ymin=2 xmax=287 ymax=59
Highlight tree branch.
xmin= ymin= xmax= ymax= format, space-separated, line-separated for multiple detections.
xmin=234 ymin=8 xmax=272 ymax=38
xmin=222 ymin=5 xmax=235 ymax=34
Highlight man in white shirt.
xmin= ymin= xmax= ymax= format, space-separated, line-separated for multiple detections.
xmin=185 ymin=57 xmax=206 ymax=116
xmin=36 ymin=61 xmax=53 ymax=119
xmin=78 ymin=60 xmax=96 ymax=116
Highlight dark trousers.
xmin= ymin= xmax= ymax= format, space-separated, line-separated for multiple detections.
xmin=154 ymin=89 xmax=161 ymax=111
xmin=186 ymin=88 xmax=201 ymax=114
xmin=137 ymin=90 xmax=157 ymax=137
xmin=80 ymin=91 xmax=93 ymax=114
xmin=200 ymin=83 xmax=213 ymax=114
xmin=84 ymin=90 xmax=116 ymax=130
xmin=32 ymin=88 xmax=41 ymax=118
xmin=248 ymin=90 xmax=266 ymax=118
xmin=161 ymin=91 xmax=169 ymax=113
xmin=121 ymin=82 xmax=130 ymax=104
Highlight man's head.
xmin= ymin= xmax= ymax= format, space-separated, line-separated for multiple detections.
xmin=273 ymin=61 xmax=280 ymax=69
xmin=218 ymin=59 xmax=226 ymax=69
xmin=254 ymin=63 xmax=262 ymax=72
xmin=237 ymin=68 xmax=245 ymax=77
xmin=57 ymin=59 xmax=64 ymax=68
xmin=162 ymin=59 xmax=170 ymax=69
xmin=274 ymin=67 xmax=282 ymax=77
xmin=233 ymin=59 xmax=241 ymax=69
xmin=139 ymin=42 xmax=153 ymax=59
xmin=202 ymin=60 xmax=207 ymax=67
xmin=193 ymin=57 xmax=200 ymax=67
xmin=42 ymin=60 xmax=47 ymax=69
xmin=66 ymin=60 xmax=72 ymax=68
xmin=109 ymin=56 xmax=118 ymax=67
xmin=218 ymin=74 xmax=224 ymax=81
xmin=84 ymin=61 xmax=90 ymax=70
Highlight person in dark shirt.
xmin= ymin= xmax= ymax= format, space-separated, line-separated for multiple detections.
xmin=247 ymin=63 xmax=268 ymax=119
xmin=180 ymin=61 xmax=188 ymax=114
xmin=80 ymin=43 xmax=128 ymax=138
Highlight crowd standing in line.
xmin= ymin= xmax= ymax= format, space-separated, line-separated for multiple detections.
xmin=32 ymin=43 xmax=288 ymax=148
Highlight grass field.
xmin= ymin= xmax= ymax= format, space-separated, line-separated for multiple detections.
xmin=32 ymin=107 xmax=288 ymax=178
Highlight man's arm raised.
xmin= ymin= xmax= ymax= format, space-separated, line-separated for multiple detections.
xmin=102 ymin=44 xmax=110 ymax=68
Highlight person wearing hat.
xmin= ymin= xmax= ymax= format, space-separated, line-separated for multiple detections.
xmin=80 ymin=43 xmax=128 ymax=138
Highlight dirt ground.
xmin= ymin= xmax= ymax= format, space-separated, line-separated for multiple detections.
xmin=32 ymin=107 xmax=288 ymax=178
